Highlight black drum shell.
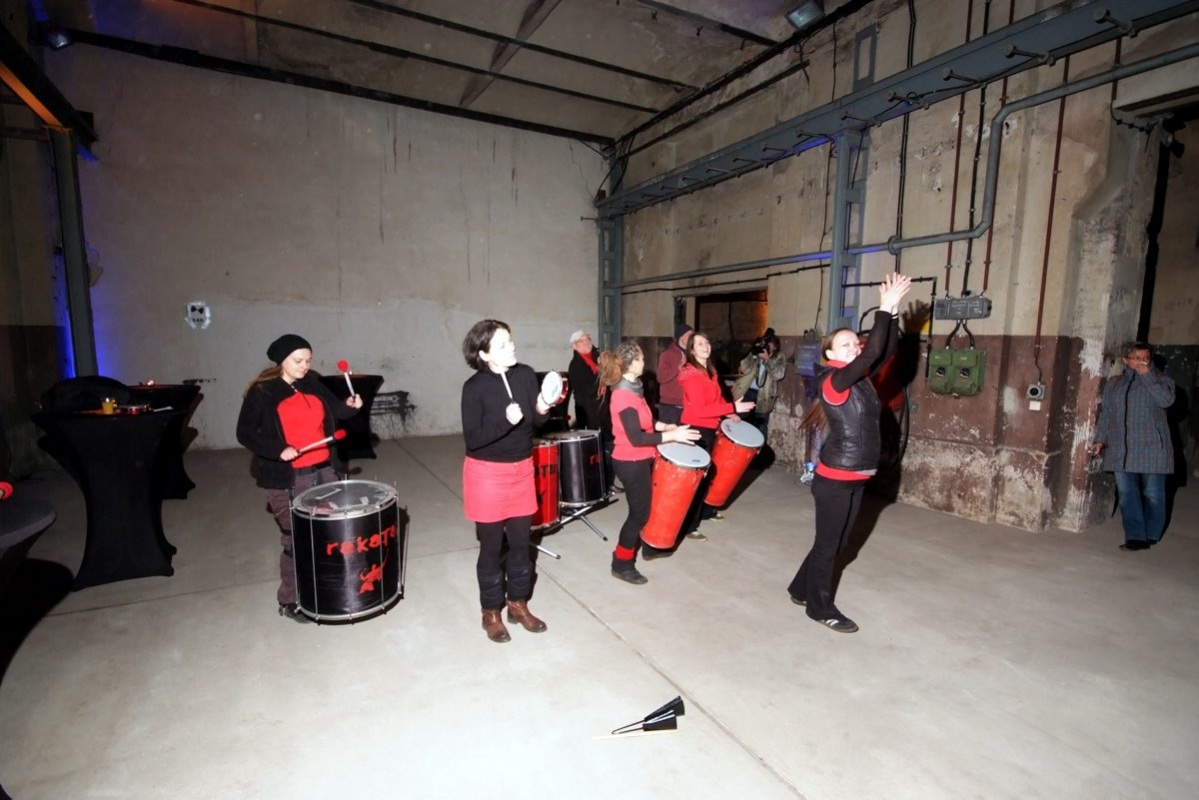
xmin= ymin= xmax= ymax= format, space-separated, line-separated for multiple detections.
xmin=291 ymin=496 xmax=402 ymax=621
xmin=549 ymin=430 xmax=606 ymax=507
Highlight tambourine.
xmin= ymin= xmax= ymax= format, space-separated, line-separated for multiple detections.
xmin=540 ymin=371 xmax=568 ymax=406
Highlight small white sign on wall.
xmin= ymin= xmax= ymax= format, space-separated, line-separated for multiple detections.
xmin=186 ymin=301 xmax=211 ymax=330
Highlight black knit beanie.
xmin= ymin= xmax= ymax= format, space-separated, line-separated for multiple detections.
xmin=267 ymin=334 xmax=312 ymax=364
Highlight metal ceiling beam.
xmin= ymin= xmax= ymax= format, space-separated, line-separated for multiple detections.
xmin=167 ymin=0 xmax=656 ymax=115
xmin=0 ymin=18 xmax=97 ymax=153
xmin=597 ymin=0 xmax=1199 ymax=217
xmin=341 ymin=0 xmax=697 ymax=91
xmin=617 ymin=0 xmax=876 ymax=149
xmin=66 ymin=29 xmax=615 ymax=146
xmin=631 ymin=1 xmax=778 ymax=47
xmin=460 ymin=0 xmax=563 ymax=108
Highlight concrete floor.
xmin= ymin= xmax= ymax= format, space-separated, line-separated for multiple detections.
xmin=2 ymin=436 xmax=1197 ymax=799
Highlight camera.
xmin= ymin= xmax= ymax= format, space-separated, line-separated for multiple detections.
xmin=1026 ymin=383 xmax=1046 ymax=401
xmin=750 ymin=341 xmax=767 ymax=356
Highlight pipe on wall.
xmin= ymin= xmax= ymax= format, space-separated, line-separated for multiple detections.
xmin=886 ymin=41 xmax=1199 ymax=255
xmin=612 ymin=42 xmax=1199 ymax=294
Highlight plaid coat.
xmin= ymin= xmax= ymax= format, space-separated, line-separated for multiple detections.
xmin=1094 ymin=367 xmax=1176 ymax=474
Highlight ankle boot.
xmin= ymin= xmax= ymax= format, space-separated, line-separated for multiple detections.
xmin=506 ymin=599 xmax=547 ymax=633
xmin=481 ymin=608 xmax=511 ymax=643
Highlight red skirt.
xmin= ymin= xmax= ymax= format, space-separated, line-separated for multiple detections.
xmin=462 ymin=456 xmax=537 ymax=523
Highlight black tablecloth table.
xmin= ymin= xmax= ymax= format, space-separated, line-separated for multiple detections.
xmin=33 ymin=411 xmax=180 ymax=590
xmin=127 ymin=384 xmax=203 ymax=499
xmin=0 ymin=496 xmax=57 ymax=597
xmin=317 ymin=374 xmax=384 ymax=460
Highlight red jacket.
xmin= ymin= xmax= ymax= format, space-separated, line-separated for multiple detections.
xmin=679 ymin=365 xmax=733 ymax=430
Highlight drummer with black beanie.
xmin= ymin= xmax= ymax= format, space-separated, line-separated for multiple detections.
xmin=236 ymin=334 xmax=362 ymax=624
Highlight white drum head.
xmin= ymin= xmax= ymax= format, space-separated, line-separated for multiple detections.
xmin=546 ymin=430 xmax=599 ymax=443
xmin=657 ymin=442 xmax=711 ymax=469
xmin=541 ymin=370 xmax=564 ymax=402
xmin=293 ymin=479 xmax=397 ymax=519
xmin=720 ymin=418 xmax=765 ymax=448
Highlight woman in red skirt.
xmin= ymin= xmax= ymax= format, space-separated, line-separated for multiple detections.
xmin=461 ymin=319 xmax=561 ymax=643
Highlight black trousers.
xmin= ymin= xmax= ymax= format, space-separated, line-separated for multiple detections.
xmin=613 ymin=458 xmax=653 ymax=563
xmin=788 ymin=473 xmax=868 ymax=620
xmin=476 ymin=516 xmax=533 ymax=609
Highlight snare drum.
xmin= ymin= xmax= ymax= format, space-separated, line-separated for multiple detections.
xmin=641 ymin=443 xmax=710 ymax=549
xmin=704 ymin=418 xmax=765 ymax=507
xmin=290 ymin=479 xmax=405 ymax=622
xmin=546 ymin=430 xmax=606 ymax=506
xmin=531 ymin=439 xmax=560 ymax=530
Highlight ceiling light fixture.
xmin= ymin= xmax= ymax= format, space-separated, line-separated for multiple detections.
xmin=785 ymin=0 xmax=825 ymax=32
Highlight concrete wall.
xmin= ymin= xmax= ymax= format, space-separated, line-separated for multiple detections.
xmin=0 ymin=0 xmax=74 ymax=475
xmin=35 ymin=45 xmax=603 ymax=449
xmin=616 ymin=0 xmax=1199 ymax=531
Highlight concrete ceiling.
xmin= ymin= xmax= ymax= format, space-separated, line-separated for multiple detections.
xmin=40 ymin=0 xmax=821 ymax=145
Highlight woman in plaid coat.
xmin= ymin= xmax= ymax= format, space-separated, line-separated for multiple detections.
xmin=1090 ymin=342 xmax=1176 ymax=550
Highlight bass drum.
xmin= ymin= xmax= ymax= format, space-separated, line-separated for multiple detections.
xmin=291 ymin=479 xmax=405 ymax=622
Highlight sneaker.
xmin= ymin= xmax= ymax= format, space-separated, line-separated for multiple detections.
xmin=1119 ymin=541 xmax=1149 ymax=551
xmin=278 ymin=603 xmax=312 ymax=624
xmin=708 ymin=512 xmax=726 ymax=522
xmin=611 ymin=567 xmax=648 ymax=585
xmin=685 ymin=531 xmax=708 ymax=541
xmin=641 ymin=548 xmax=672 ymax=561
xmin=789 ymin=595 xmax=806 ymax=607
xmin=814 ymin=616 xmax=858 ymax=633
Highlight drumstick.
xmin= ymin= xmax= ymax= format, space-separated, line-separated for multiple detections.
xmin=336 ymin=359 xmax=355 ymax=395
xmin=296 ymin=429 xmax=347 ymax=454
xmin=500 ymin=370 xmax=513 ymax=400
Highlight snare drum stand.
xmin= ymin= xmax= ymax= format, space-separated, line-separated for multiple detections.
xmin=557 ymin=496 xmax=616 ymax=542
xmin=531 ymin=493 xmax=619 ymax=560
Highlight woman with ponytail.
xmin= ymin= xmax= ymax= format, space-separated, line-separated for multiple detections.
xmin=599 ymin=342 xmax=700 ymax=583
xmin=788 ymin=273 xmax=911 ymax=633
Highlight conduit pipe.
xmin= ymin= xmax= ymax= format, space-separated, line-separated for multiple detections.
xmin=885 ymin=41 xmax=1199 ymax=255
xmin=615 ymin=242 xmax=889 ymax=290
xmin=615 ymin=41 xmax=1199 ymax=292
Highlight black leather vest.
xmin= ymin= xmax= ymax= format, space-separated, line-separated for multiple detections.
xmin=817 ymin=365 xmax=881 ymax=471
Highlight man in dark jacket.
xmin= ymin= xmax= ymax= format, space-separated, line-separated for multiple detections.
xmin=1090 ymin=342 xmax=1176 ymax=551
xmin=567 ymin=330 xmax=601 ymax=429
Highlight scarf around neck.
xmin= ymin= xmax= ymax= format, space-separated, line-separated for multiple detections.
xmin=615 ymin=377 xmax=643 ymax=396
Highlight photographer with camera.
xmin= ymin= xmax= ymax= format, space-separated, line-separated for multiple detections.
xmin=732 ymin=329 xmax=786 ymax=439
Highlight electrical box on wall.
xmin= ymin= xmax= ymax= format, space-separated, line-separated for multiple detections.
xmin=933 ymin=296 xmax=992 ymax=320
xmin=928 ymin=348 xmax=986 ymax=396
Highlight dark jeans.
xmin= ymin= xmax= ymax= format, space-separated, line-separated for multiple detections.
xmin=1113 ymin=471 xmax=1167 ymax=543
xmin=613 ymin=458 xmax=653 ymax=565
xmin=476 ymin=516 xmax=534 ymax=609
xmin=265 ymin=466 xmax=339 ymax=606
xmin=788 ymin=473 xmax=868 ymax=621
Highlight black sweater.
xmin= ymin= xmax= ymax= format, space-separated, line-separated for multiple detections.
xmin=461 ymin=364 xmax=549 ymax=462
xmin=235 ymin=373 xmax=356 ymax=489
